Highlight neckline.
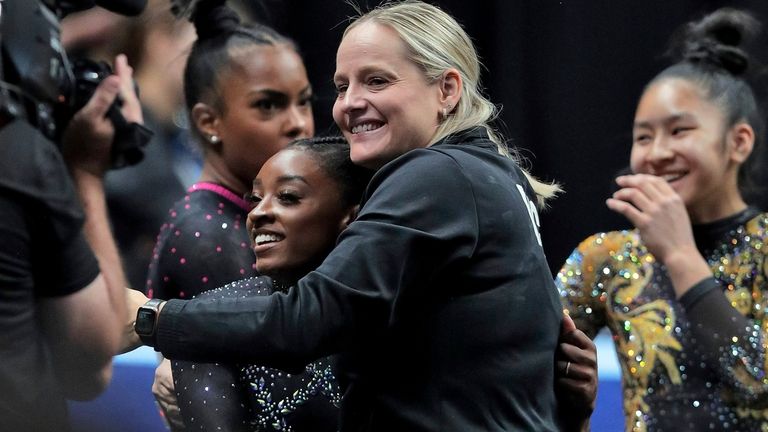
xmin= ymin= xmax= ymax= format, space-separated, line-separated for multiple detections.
xmin=692 ymin=206 xmax=760 ymax=252
xmin=189 ymin=182 xmax=249 ymax=212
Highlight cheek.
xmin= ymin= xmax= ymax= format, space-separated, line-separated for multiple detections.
xmin=332 ymin=101 xmax=344 ymax=127
xmin=628 ymin=148 xmax=644 ymax=173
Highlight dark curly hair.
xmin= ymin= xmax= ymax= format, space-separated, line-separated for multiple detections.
xmin=285 ymin=136 xmax=374 ymax=207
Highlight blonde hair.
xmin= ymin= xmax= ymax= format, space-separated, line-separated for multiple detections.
xmin=345 ymin=0 xmax=560 ymax=207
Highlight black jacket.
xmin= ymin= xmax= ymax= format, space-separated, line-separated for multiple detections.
xmin=155 ymin=128 xmax=563 ymax=431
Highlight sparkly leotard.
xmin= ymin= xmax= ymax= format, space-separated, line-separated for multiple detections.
xmin=145 ymin=182 xmax=257 ymax=300
xmin=146 ymin=182 xmax=340 ymax=431
xmin=173 ymin=278 xmax=341 ymax=432
xmin=557 ymin=208 xmax=768 ymax=431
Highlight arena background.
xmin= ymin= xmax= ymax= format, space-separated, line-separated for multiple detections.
xmin=68 ymin=1 xmax=768 ymax=430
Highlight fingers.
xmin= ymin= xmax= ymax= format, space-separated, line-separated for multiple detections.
xmin=560 ymin=327 xmax=597 ymax=353
xmin=561 ymin=312 xmax=577 ymax=334
xmin=615 ymin=174 xmax=668 ymax=200
xmin=607 ymin=174 xmax=683 ymax=227
xmin=78 ymin=75 xmax=121 ymax=121
xmin=112 ymin=54 xmax=143 ymax=123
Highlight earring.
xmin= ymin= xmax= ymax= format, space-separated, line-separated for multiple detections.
xmin=442 ymin=105 xmax=452 ymax=119
xmin=208 ymin=135 xmax=220 ymax=144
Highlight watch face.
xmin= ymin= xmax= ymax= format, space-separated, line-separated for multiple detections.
xmin=135 ymin=309 xmax=156 ymax=335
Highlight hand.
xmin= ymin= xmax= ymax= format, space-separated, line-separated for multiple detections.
xmin=153 ymin=358 xmax=185 ymax=430
xmin=606 ymin=174 xmax=697 ymax=262
xmin=120 ymin=288 xmax=149 ymax=353
xmin=62 ymin=54 xmax=142 ymax=177
xmin=606 ymin=174 xmax=711 ymax=297
xmin=556 ymin=313 xmax=597 ymax=430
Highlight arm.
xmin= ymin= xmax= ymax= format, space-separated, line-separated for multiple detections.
xmin=608 ymin=174 xmax=768 ymax=405
xmin=42 ymin=55 xmax=142 ymax=395
xmin=150 ymin=150 xmax=478 ymax=367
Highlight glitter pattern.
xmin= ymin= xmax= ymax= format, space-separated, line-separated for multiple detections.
xmin=145 ymin=182 xmax=257 ymax=301
xmin=557 ymin=209 xmax=768 ymax=431
xmin=173 ymin=278 xmax=340 ymax=431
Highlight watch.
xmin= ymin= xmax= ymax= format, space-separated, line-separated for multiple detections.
xmin=134 ymin=298 xmax=165 ymax=347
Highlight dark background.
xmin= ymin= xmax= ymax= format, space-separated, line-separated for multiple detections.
xmin=244 ymin=0 xmax=768 ymax=274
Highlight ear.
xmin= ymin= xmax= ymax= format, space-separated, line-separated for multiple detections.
xmin=339 ymin=205 xmax=359 ymax=231
xmin=438 ymin=68 xmax=462 ymax=115
xmin=191 ymin=102 xmax=220 ymax=141
xmin=727 ymin=122 xmax=755 ymax=164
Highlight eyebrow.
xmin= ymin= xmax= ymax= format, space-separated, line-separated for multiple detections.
xmin=249 ymin=85 xmax=313 ymax=99
xmin=633 ymin=113 xmax=694 ymax=129
xmin=334 ymin=65 xmax=393 ymax=82
xmin=276 ymin=174 xmax=308 ymax=185
xmin=253 ymin=175 xmax=309 ymax=187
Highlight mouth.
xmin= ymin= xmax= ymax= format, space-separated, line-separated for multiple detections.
xmin=658 ymin=172 xmax=687 ymax=183
xmin=351 ymin=121 xmax=384 ymax=134
xmin=252 ymin=232 xmax=284 ymax=252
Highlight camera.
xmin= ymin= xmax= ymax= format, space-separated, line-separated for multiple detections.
xmin=0 ymin=0 xmax=150 ymax=168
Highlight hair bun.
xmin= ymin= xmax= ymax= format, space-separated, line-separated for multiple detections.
xmin=187 ymin=0 xmax=241 ymax=40
xmin=676 ymin=8 xmax=760 ymax=76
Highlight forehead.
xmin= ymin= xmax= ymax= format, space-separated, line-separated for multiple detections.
xmin=638 ymin=78 xmax=712 ymax=113
xmin=257 ymin=149 xmax=323 ymax=181
xmin=636 ymin=78 xmax=720 ymax=120
xmin=335 ymin=21 xmax=410 ymax=75
xmin=222 ymin=44 xmax=308 ymax=91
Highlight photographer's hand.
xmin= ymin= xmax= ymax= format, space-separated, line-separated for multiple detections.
xmin=63 ymin=54 xmax=142 ymax=177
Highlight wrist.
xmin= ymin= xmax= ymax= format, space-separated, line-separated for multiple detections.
xmin=663 ymin=249 xmax=711 ymax=298
xmin=134 ymin=298 xmax=166 ymax=348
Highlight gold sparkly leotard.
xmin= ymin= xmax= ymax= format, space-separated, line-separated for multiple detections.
xmin=557 ymin=208 xmax=768 ymax=432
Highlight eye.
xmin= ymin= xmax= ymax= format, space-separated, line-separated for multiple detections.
xmin=277 ymin=191 xmax=301 ymax=205
xmin=633 ymin=134 xmax=651 ymax=145
xmin=243 ymin=193 xmax=262 ymax=211
xmin=671 ymin=126 xmax=693 ymax=136
xmin=253 ymin=99 xmax=278 ymax=111
xmin=367 ymin=76 xmax=388 ymax=88
xmin=299 ymin=94 xmax=315 ymax=107
xmin=334 ymin=83 xmax=348 ymax=98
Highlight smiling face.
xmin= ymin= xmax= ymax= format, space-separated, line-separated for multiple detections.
xmin=245 ymin=149 xmax=354 ymax=282
xmin=332 ymin=21 xmax=443 ymax=170
xmin=631 ymin=78 xmax=744 ymax=221
xmin=213 ymin=44 xmax=315 ymax=192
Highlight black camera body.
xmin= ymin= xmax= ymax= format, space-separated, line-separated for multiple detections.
xmin=0 ymin=0 xmax=150 ymax=168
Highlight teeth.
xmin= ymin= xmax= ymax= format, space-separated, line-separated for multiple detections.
xmin=660 ymin=173 xmax=685 ymax=182
xmin=351 ymin=123 xmax=382 ymax=134
xmin=254 ymin=234 xmax=281 ymax=245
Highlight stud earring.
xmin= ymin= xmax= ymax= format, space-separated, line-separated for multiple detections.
xmin=209 ymin=135 xmax=220 ymax=144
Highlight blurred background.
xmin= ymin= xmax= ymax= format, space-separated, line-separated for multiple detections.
xmin=63 ymin=0 xmax=768 ymax=430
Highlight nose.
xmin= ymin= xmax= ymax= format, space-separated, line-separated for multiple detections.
xmin=646 ymin=135 xmax=674 ymax=163
xmin=247 ymin=198 xmax=274 ymax=232
xmin=338 ymin=84 xmax=367 ymax=113
xmin=284 ymin=105 xmax=312 ymax=140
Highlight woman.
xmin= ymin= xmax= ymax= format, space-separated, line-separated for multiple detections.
xmin=138 ymin=1 xmax=585 ymax=430
xmin=557 ymin=8 xmax=768 ymax=432
xmin=143 ymin=0 xmax=313 ymax=428
xmin=173 ymin=137 xmax=371 ymax=431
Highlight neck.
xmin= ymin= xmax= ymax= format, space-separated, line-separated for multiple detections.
xmin=688 ymin=185 xmax=747 ymax=224
xmin=198 ymin=158 xmax=249 ymax=196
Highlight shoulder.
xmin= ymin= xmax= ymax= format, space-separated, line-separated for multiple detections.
xmin=363 ymin=148 xmax=478 ymax=216
xmin=745 ymin=212 xmax=768 ymax=238
xmin=573 ymin=230 xmax=642 ymax=261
